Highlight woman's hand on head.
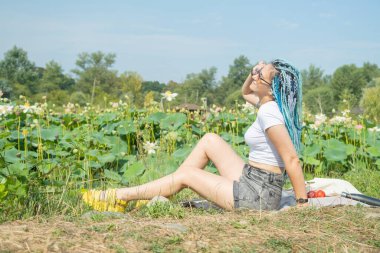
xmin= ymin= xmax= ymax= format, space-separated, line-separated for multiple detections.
xmin=252 ymin=61 xmax=266 ymax=74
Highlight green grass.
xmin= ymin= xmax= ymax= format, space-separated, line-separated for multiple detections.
xmin=1 ymin=205 xmax=379 ymax=252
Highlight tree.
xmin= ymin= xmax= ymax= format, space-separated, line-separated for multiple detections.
xmin=304 ymin=85 xmax=335 ymax=116
xmin=72 ymin=51 xmax=118 ymax=104
xmin=0 ymin=46 xmax=39 ymax=98
xmin=119 ymin=72 xmax=143 ymax=106
xmin=360 ymin=81 xmax=380 ymax=123
xmin=330 ymin=64 xmax=366 ymax=108
xmin=301 ymin=65 xmax=326 ymax=94
xmin=216 ymin=55 xmax=252 ymax=105
xmin=0 ymin=79 xmax=12 ymax=98
xmin=141 ymin=81 xmax=165 ymax=93
xmin=141 ymin=81 xmax=166 ymax=103
xmin=361 ymin=62 xmax=380 ymax=86
xmin=181 ymin=67 xmax=218 ymax=105
xmin=37 ymin=61 xmax=74 ymax=93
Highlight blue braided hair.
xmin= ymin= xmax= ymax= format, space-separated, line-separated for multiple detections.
xmin=270 ymin=59 xmax=303 ymax=154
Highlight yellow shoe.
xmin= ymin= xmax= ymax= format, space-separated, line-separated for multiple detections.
xmin=135 ymin=199 xmax=149 ymax=209
xmin=82 ymin=189 xmax=127 ymax=212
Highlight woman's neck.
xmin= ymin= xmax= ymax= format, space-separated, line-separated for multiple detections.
xmin=257 ymin=96 xmax=274 ymax=107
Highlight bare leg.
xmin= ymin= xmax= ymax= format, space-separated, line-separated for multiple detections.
xmin=116 ymin=133 xmax=245 ymax=209
xmin=177 ymin=133 xmax=245 ymax=181
xmin=117 ymin=166 xmax=235 ymax=210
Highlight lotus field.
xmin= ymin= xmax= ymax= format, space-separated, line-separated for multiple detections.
xmin=0 ymin=95 xmax=379 ymax=220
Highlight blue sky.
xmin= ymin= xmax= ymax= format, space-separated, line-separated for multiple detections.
xmin=1 ymin=0 xmax=379 ymax=83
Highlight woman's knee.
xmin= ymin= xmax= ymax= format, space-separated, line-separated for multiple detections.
xmin=201 ymin=133 xmax=222 ymax=146
xmin=175 ymin=166 xmax=198 ymax=186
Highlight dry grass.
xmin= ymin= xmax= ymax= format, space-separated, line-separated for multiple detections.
xmin=0 ymin=206 xmax=379 ymax=253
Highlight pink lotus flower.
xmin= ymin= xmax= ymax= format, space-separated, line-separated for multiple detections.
xmin=355 ymin=124 xmax=363 ymax=130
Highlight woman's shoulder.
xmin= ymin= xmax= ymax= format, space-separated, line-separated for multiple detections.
xmin=257 ymin=101 xmax=284 ymax=122
xmin=258 ymin=101 xmax=281 ymax=115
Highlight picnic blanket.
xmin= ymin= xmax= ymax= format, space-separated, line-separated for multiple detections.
xmin=279 ymin=177 xmax=370 ymax=210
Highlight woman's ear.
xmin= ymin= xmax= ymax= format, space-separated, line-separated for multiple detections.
xmin=269 ymin=66 xmax=279 ymax=80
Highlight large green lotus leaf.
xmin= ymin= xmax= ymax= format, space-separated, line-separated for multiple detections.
xmin=119 ymin=119 xmax=137 ymax=135
xmin=101 ymin=136 xmax=119 ymax=147
xmin=0 ymin=139 xmax=5 ymax=150
xmin=95 ymin=112 xmax=117 ymax=125
xmin=39 ymin=159 xmax=59 ymax=174
xmin=365 ymin=132 xmax=379 ymax=146
xmin=110 ymin=139 xmax=129 ymax=155
xmin=160 ymin=158 xmax=179 ymax=175
xmin=59 ymin=135 xmax=75 ymax=149
xmin=104 ymin=169 xmax=122 ymax=182
xmin=345 ymin=143 xmax=356 ymax=156
xmin=87 ymin=149 xmax=99 ymax=158
xmin=160 ymin=113 xmax=187 ymax=130
xmin=191 ymin=125 xmax=202 ymax=135
xmin=302 ymin=144 xmax=321 ymax=158
xmin=172 ymin=147 xmax=192 ymax=161
xmin=347 ymin=129 xmax=360 ymax=142
xmin=4 ymin=148 xmax=23 ymax=163
xmin=90 ymin=131 xmax=105 ymax=144
xmin=303 ymin=156 xmax=321 ymax=166
xmin=97 ymin=153 xmax=116 ymax=165
xmin=323 ymin=139 xmax=348 ymax=162
xmin=9 ymin=130 xmax=24 ymax=140
xmin=122 ymin=161 xmax=146 ymax=180
xmin=1 ymin=118 xmax=16 ymax=129
xmin=367 ymin=145 xmax=380 ymax=157
xmin=89 ymin=160 xmax=102 ymax=169
xmin=232 ymin=136 xmax=245 ymax=145
xmin=27 ymin=151 xmax=38 ymax=158
xmin=102 ymin=122 xmax=118 ymax=134
xmin=147 ymin=112 xmax=167 ymax=124
xmin=140 ymin=169 xmax=161 ymax=183
xmin=220 ymin=132 xmax=232 ymax=142
xmin=0 ymin=131 xmax=11 ymax=139
xmin=3 ymin=162 xmax=28 ymax=177
xmin=40 ymin=127 xmax=62 ymax=141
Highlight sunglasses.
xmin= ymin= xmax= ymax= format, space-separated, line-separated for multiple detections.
xmin=251 ymin=66 xmax=272 ymax=86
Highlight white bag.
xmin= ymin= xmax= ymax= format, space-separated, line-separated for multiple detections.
xmin=306 ymin=178 xmax=361 ymax=196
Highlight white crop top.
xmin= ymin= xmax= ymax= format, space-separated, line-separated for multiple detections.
xmin=244 ymin=101 xmax=285 ymax=167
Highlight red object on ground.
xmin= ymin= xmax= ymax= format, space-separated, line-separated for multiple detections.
xmin=307 ymin=190 xmax=326 ymax=198
xmin=315 ymin=190 xmax=326 ymax=198
xmin=307 ymin=190 xmax=316 ymax=198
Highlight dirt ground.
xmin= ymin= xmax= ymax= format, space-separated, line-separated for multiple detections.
xmin=0 ymin=206 xmax=379 ymax=253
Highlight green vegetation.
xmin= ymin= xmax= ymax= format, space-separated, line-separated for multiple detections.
xmin=0 ymin=94 xmax=379 ymax=222
xmin=1 ymin=46 xmax=380 ymax=123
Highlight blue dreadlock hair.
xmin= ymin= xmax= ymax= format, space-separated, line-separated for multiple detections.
xmin=270 ymin=59 xmax=303 ymax=154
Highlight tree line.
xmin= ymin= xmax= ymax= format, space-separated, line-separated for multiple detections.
xmin=0 ymin=46 xmax=379 ymax=121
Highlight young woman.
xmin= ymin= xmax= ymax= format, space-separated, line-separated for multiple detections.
xmin=83 ymin=59 xmax=308 ymax=212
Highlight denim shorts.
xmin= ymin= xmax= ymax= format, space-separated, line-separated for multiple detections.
xmin=233 ymin=164 xmax=284 ymax=210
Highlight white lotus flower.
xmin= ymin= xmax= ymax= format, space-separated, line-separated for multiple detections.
xmin=143 ymin=141 xmax=158 ymax=155
xmin=161 ymin=91 xmax=178 ymax=101
xmin=314 ymin=113 xmax=327 ymax=127
xmin=0 ymin=105 xmax=13 ymax=116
